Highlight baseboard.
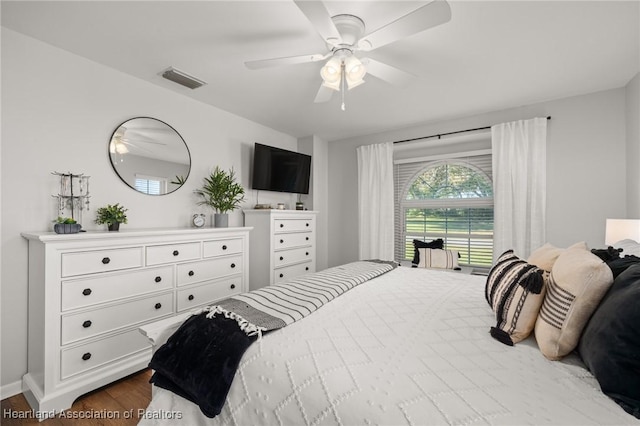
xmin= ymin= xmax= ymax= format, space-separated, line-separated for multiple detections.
xmin=1 ymin=380 xmax=23 ymax=400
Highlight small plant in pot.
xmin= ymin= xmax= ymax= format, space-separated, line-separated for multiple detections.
xmin=195 ymin=166 xmax=245 ymax=227
xmin=53 ymin=216 xmax=82 ymax=234
xmin=95 ymin=203 xmax=128 ymax=231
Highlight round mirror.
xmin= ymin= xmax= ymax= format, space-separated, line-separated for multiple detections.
xmin=108 ymin=117 xmax=191 ymax=195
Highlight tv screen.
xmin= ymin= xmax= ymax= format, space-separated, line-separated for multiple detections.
xmin=251 ymin=143 xmax=311 ymax=194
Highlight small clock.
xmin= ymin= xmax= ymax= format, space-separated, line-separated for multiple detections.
xmin=192 ymin=214 xmax=206 ymax=228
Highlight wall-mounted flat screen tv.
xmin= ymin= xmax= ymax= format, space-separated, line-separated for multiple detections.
xmin=251 ymin=143 xmax=311 ymax=194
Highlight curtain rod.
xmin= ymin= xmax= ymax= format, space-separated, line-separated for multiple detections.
xmin=392 ymin=116 xmax=552 ymax=145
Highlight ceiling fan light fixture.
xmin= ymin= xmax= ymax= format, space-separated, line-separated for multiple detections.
xmin=346 ymin=77 xmax=365 ymax=90
xmin=322 ymin=79 xmax=341 ymax=91
xmin=109 ymin=140 xmax=129 ymax=154
xmin=344 ymin=55 xmax=366 ymax=81
xmin=320 ymin=57 xmax=342 ymax=83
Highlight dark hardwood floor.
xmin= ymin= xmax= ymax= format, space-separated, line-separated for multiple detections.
xmin=1 ymin=369 xmax=152 ymax=425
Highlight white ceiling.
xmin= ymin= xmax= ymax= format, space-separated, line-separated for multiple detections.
xmin=2 ymin=1 xmax=639 ymax=141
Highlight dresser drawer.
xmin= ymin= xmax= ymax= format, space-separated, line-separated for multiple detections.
xmin=274 ymin=218 xmax=313 ymax=233
xmin=60 ymin=328 xmax=150 ymax=380
xmin=61 ymin=266 xmax=173 ymax=311
xmin=61 ymin=292 xmax=173 ymax=345
xmin=274 ymin=260 xmax=315 ymax=284
xmin=61 ymin=247 xmax=143 ymax=277
xmin=274 ymin=232 xmax=313 ymax=250
xmin=177 ymin=278 xmax=243 ymax=312
xmin=176 ymin=255 xmax=242 ymax=287
xmin=146 ymin=242 xmax=200 ymax=266
xmin=203 ymin=238 xmax=243 ymax=258
xmin=274 ymin=246 xmax=313 ymax=267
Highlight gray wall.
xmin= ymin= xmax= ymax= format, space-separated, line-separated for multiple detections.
xmin=327 ymin=87 xmax=631 ymax=267
xmin=1 ymin=28 xmax=299 ymax=391
xmin=626 ymin=72 xmax=640 ymax=217
xmin=298 ymin=135 xmax=329 ymax=271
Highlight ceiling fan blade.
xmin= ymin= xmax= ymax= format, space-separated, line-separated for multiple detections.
xmin=358 ymin=0 xmax=451 ymax=52
xmin=245 ymin=52 xmax=328 ymax=70
xmin=314 ymin=84 xmax=334 ymax=103
xmin=362 ymin=58 xmax=415 ymax=86
xmin=120 ymin=141 xmax=155 ymax=154
xmin=293 ymin=0 xmax=341 ymax=43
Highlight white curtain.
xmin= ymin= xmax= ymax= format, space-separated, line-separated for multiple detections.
xmin=491 ymin=117 xmax=547 ymax=260
xmin=357 ymin=142 xmax=395 ymax=261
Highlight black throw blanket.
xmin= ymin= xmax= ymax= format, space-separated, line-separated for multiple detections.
xmin=149 ymin=313 xmax=257 ymax=418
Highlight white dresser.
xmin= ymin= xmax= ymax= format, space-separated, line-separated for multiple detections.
xmin=243 ymin=209 xmax=317 ymax=290
xmin=20 ymin=227 xmax=251 ymax=413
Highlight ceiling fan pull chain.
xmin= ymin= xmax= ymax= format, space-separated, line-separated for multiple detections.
xmin=341 ymin=63 xmax=346 ymax=111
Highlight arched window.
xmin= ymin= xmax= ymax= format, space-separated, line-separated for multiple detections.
xmin=400 ymin=161 xmax=494 ymax=267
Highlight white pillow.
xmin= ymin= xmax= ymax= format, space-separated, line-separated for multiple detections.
xmin=613 ymin=239 xmax=640 ymax=257
xmin=417 ymin=248 xmax=460 ymax=269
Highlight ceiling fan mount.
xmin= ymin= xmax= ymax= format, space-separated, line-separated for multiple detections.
xmin=327 ymin=14 xmax=365 ymax=50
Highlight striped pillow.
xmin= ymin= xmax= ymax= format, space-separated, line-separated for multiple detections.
xmin=417 ymin=248 xmax=459 ymax=269
xmin=534 ymin=246 xmax=614 ymax=360
xmin=485 ymin=250 xmax=546 ymax=346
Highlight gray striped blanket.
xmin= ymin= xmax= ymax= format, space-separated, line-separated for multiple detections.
xmin=204 ymin=260 xmax=397 ymax=335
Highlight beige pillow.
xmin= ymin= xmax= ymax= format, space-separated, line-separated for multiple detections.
xmin=528 ymin=241 xmax=588 ymax=271
xmin=534 ymin=246 xmax=613 ymax=360
xmin=417 ymin=248 xmax=459 ymax=269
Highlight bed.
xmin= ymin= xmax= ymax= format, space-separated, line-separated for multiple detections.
xmin=139 ymin=259 xmax=639 ymax=426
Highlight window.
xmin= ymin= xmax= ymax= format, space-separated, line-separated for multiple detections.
xmin=396 ymin=159 xmax=494 ymax=267
xmin=134 ymin=174 xmax=167 ymax=195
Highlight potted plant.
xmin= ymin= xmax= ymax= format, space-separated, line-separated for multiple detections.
xmin=95 ymin=203 xmax=128 ymax=231
xmin=52 ymin=216 xmax=82 ymax=234
xmin=195 ymin=166 xmax=245 ymax=227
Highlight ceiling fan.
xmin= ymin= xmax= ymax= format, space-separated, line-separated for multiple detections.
xmin=109 ymin=126 xmax=167 ymax=155
xmin=245 ymin=0 xmax=451 ymax=110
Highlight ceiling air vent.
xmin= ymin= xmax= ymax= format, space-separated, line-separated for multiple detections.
xmin=161 ymin=67 xmax=207 ymax=89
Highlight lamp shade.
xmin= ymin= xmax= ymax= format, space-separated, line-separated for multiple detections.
xmin=322 ymin=79 xmax=341 ymax=91
xmin=344 ymin=55 xmax=366 ymax=81
xmin=320 ymin=57 xmax=341 ymax=84
xmin=605 ymin=219 xmax=640 ymax=245
xmin=109 ymin=140 xmax=129 ymax=154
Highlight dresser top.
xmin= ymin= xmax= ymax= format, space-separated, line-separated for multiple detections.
xmin=22 ymin=226 xmax=253 ymax=243
xmin=243 ymin=209 xmax=318 ymax=215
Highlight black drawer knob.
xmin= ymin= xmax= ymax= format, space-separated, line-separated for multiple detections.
xmin=155 ymin=276 xmax=162 ymax=283
xmin=172 ymin=250 xmax=179 ymax=256
xmin=188 ymin=295 xmax=194 ymax=301
xmin=305 ymin=267 xmax=309 ymax=271
xmin=280 ymin=224 xmax=284 ymax=228
xmin=306 ymin=223 xmax=309 ymax=227
xmin=82 ymin=320 xmax=92 ymax=328
xmin=306 ymin=237 xmax=309 ymax=241
xmin=82 ymin=352 xmax=91 ymax=361
xmin=222 ymin=245 xmax=227 ymax=250
xmin=306 ymin=252 xmax=309 ymax=256
xmin=230 ymin=284 xmax=236 ymax=289
xmin=230 ymin=263 xmax=236 ymax=269
xmin=279 ymin=273 xmax=284 ymax=278
xmin=82 ymin=288 xmax=92 ymax=296
xmin=155 ymin=303 xmax=162 ymax=310
xmin=188 ymin=270 xmax=195 ymax=276
xmin=280 ymin=256 xmax=284 ymax=261
xmin=101 ymin=257 xmax=110 ymax=264
xmin=280 ymin=239 xmax=284 ymax=244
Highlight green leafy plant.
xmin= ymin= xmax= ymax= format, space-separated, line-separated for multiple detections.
xmin=170 ymin=175 xmax=187 ymax=186
xmin=195 ymin=166 xmax=245 ymax=214
xmin=95 ymin=203 xmax=128 ymax=225
xmin=53 ymin=216 xmax=77 ymax=224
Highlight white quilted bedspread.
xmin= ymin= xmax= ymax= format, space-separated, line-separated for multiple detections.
xmin=140 ymin=266 xmax=638 ymax=425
